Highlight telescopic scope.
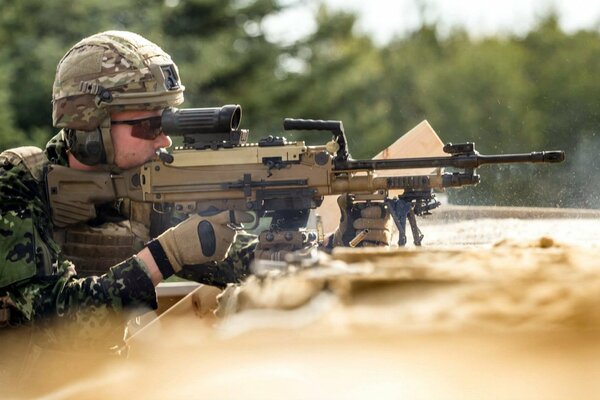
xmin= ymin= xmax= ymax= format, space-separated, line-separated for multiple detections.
xmin=161 ymin=104 xmax=241 ymax=135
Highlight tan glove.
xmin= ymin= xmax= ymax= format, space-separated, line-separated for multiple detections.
xmin=333 ymin=195 xmax=393 ymax=247
xmin=147 ymin=211 xmax=254 ymax=277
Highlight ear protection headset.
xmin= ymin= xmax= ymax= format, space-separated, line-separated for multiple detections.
xmin=65 ymin=116 xmax=115 ymax=166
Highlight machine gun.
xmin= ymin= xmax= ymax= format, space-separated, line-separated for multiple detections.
xmin=46 ymin=104 xmax=565 ymax=251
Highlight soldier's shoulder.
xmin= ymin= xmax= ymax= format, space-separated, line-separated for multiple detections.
xmin=0 ymin=146 xmax=46 ymax=182
xmin=0 ymin=147 xmax=56 ymax=289
xmin=0 ymin=146 xmax=49 ymax=203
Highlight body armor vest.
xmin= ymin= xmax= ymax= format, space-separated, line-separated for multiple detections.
xmin=53 ymin=199 xmax=154 ymax=276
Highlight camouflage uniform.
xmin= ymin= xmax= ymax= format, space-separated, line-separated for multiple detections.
xmin=0 ymin=133 xmax=257 ymax=333
xmin=0 ymin=31 xmax=258 ymax=345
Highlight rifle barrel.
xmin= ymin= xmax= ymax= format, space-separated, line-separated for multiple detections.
xmin=335 ymin=150 xmax=565 ymax=171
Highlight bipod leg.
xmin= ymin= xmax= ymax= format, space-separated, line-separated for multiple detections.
xmin=385 ymin=198 xmax=410 ymax=247
xmin=407 ymin=209 xmax=424 ymax=246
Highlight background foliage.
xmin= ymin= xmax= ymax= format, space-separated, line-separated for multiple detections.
xmin=1 ymin=0 xmax=598 ymax=208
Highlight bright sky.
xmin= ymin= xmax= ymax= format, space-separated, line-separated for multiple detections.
xmin=264 ymin=0 xmax=600 ymax=44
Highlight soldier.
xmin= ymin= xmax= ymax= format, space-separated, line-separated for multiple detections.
xmin=0 ymin=31 xmax=392 ymax=348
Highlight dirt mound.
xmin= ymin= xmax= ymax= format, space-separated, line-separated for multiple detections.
xmin=8 ymin=216 xmax=600 ymax=399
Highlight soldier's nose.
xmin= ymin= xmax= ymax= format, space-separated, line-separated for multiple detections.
xmin=155 ymin=133 xmax=172 ymax=149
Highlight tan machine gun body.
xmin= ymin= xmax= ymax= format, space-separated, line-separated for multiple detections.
xmin=138 ymin=143 xmax=435 ymax=210
xmin=46 ymin=105 xmax=565 ymax=248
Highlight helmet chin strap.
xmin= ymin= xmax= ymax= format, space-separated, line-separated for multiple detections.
xmin=99 ymin=117 xmax=115 ymax=165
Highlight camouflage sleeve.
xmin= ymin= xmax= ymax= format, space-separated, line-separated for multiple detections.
xmin=176 ymin=231 xmax=258 ymax=288
xmin=3 ymin=257 xmax=156 ymax=349
xmin=7 ymin=256 xmax=157 ymax=323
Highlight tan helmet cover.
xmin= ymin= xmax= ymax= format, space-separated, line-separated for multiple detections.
xmin=52 ymin=30 xmax=185 ymax=131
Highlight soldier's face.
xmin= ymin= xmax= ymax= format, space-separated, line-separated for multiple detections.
xmin=110 ymin=110 xmax=172 ymax=169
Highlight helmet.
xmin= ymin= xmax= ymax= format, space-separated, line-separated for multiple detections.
xmin=52 ymin=31 xmax=185 ymax=165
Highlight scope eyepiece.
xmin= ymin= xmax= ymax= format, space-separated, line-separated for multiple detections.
xmin=161 ymin=104 xmax=242 ymax=135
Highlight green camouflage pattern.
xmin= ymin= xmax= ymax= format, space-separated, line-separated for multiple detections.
xmin=44 ymin=131 xmax=70 ymax=166
xmin=0 ymin=133 xmax=157 ymax=334
xmin=1 ymin=133 xmax=259 ymax=335
xmin=52 ymin=30 xmax=184 ymax=130
xmin=0 ymin=146 xmax=56 ymax=287
xmin=8 ymin=257 xmax=157 ymax=349
xmin=0 ymin=210 xmax=43 ymax=287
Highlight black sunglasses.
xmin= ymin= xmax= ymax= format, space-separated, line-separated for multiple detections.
xmin=111 ymin=116 xmax=163 ymax=140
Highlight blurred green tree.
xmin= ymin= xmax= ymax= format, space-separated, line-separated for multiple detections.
xmin=270 ymin=6 xmax=390 ymax=157
xmin=0 ymin=2 xmax=598 ymax=208
xmin=159 ymin=0 xmax=286 ymax=133
xmin=0 ymin=0 xmax=161 ymax=147
xmin=0 ymin=0 xmax=286 ymax=146
xmin=378 ymin=14 xmax=599 ymax=208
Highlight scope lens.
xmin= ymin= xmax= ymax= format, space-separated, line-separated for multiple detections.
xmin=161 ymin=105 xmax=242 ymax=135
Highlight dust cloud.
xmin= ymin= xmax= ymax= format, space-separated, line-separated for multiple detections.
xmin=4 ymin=210 xmax=600 ymax=399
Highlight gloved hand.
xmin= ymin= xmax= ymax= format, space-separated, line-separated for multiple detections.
xmin=147 ymin=210 xmax=254 ymax=278
xmin=254 ymin=230 xmax=311 ymax=261
xmin=332 ymin=195 xmax=393 ymax=247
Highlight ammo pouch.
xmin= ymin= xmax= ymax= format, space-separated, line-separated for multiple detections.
xmin=54 ymin=219 xmax=150 ymax=277
xmin=53 ymin=199 xmax=154 ymax=276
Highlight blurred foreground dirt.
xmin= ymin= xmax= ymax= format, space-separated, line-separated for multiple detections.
xmin=5 ymin=207 xmax=600 ymax=399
